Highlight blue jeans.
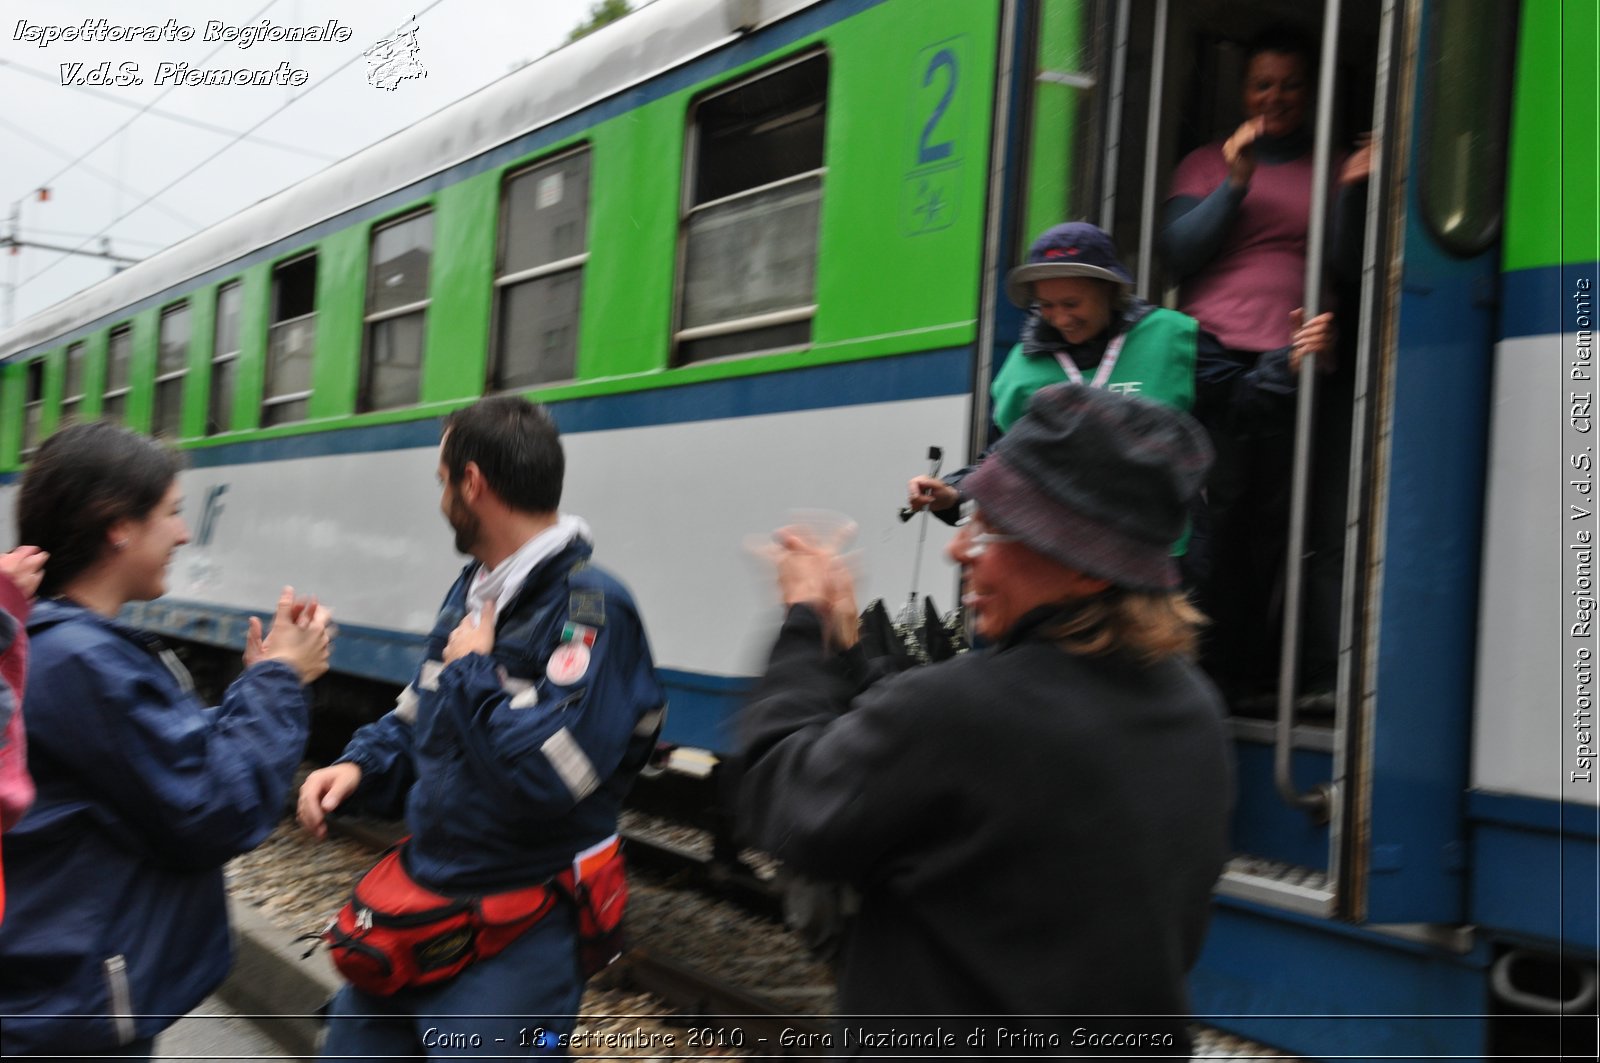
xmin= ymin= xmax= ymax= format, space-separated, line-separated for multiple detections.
xmin=320 ymin=909 xmax=584 ymax=1059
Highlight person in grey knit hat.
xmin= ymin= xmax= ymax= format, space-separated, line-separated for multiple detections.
xmin=739 ymin=384 xmax=1232 ymax=1055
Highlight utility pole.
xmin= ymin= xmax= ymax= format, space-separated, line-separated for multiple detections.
xmin=2 ymin=188 xmax=141 ymax=329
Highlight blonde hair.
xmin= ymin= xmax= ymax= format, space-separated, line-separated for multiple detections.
xmin=1044 ymin=590 xmax=1206 ymax=663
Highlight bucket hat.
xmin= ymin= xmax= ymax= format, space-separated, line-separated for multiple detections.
xmin=1004 ymin=222 xmax=1134 ymax=308
xmin=963 ymin=384 xmax=1212 ymax=590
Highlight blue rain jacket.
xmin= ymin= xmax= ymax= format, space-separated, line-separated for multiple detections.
xmin=339 ymin=538 xmax=665 ymax=892
xmin=0 ymin=598 xmax=309 ymax=1055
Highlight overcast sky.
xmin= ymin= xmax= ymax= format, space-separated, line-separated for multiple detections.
xmin=0 ymin=0 xmax=602 ymax=326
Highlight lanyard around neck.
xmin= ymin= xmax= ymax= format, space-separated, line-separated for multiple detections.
xmin=1053 ymin=332 xmax=1126 ymax=390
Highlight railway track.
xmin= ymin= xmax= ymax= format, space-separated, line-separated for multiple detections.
xmin=230 ymin=807 xmax=1303 ymax=1061
xmin=618 ymin=950 xmax=833 ymax=1052
xmin=617 ymin=823 xmax=786 ymax=923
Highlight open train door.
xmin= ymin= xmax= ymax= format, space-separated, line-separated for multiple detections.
xmin=1009 ymin=0 xmax=1384 ymax=924
xmin=1011 ymin=1 xmax=1521 ymax=1033
xmin=1046 ymin=0 xmax=1528 ymax=1048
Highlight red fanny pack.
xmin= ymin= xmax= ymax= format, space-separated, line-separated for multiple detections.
xmin=324 ymin=837 xmax=627 ymax=996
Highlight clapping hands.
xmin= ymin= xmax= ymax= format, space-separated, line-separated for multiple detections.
xmin=245 ymin=586 xmax=334 ymax=684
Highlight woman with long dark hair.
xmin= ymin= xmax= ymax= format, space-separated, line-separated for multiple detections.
xmin=0 ymin=422 xmax=332 ymax=1058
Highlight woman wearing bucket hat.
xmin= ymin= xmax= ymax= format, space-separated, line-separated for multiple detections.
xmin=906 ymin=222 xmax=1330 ymax=522
xmin=743 ymin=385 xmax=1233 ymax=1055
xmin=992 ymin=221 xmax=1200 ymax=432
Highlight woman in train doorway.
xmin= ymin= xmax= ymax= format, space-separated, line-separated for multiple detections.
xmin=0 ymin=422 xmax=333 ymax=1059
xmin=1161 ymin=23 xmax=1369 ymax=702
xmin=908 ymin=220 xmax=1332 ymax=591
xmin=907 ymin=222 xmax=1200 ymax=525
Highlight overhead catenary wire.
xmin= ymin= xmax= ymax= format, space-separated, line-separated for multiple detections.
xmin=0 ymin=58 xmax=341 ymax=164
xmin=13 ymin=227 xmax=168 ymax=250
xmin=0 ymin=115 xmax=201 ymax=230
xmin=12 ymin=0 xmax=284 ymax=199
xmin=14 ymin=0 xmax=448 ymax=297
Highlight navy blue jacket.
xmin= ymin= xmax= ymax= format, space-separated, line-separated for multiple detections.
xmin=338 ymin=538 xmax=665 ymax=892
xmin=0 ymin=599 xmax=310 ymax=1055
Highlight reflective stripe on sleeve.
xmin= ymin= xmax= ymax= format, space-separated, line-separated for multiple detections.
xmin=158 ymin=649 xmax=196 ymax=694
xmin=633 ymin=706 xmax=666 ymax=737
xmin=418 ymin=659 xmax=445 ymax=691
xmin=541 ymin=727 xmax=600 ymax=802
xmin=502 ymin=675 xmax=539 ymax=709
xmin=393 ymin=684 xmax=420 ymax=724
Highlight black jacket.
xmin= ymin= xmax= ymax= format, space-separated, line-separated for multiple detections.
xmin=739 ymin=604 xmax=1234 ymax=1057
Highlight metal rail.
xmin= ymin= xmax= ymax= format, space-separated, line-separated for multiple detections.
xmin=1135 ymin=0 xmax=1169 ymax=298
xmin=1273 ymin=0 xmax=1343 ymax=821
xmin=623 ymin=830 xmax=786 ymax=922
xmin=622 ymin=949 xmax=834 ymax=1050
xmin=1098 ymin=0 xmax=1131 ymax=232
xmin=970 ymin=0 xmax=1020 ymax=459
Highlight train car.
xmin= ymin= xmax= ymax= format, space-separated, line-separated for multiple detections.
xmin=0 ymin=0 xmax=1594 ymax=1057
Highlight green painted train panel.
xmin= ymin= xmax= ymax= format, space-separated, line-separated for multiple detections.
xmin=232 ymin=263 xmax=272 ymax=433
xmin=426 ymin=179 xmax=497 ymax=401
xmin=181 ymin=286 xmax=219 ymax=440
xmin=79 ymin=330 xmax=107 ymax=422
xmin=1504 ymin=0 xmax=1599 ymax=271
xmin=810 ymin=0 xmax=997 ymax=349
xmin=580 ymin=122 xmax=680 ymax=380
xmin=309 ymin=229 xmax=368 ymax=420
xmin=40 ymin=348 xmax=63 ymax=443
xmin=562 ymin=0 xmax=999 ymax=387
xmin=127 ymin=308 xmax=158 ymax=431
xmin=0 ymin=362 xmax=21 ymax=468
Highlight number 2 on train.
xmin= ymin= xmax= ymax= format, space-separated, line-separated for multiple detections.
xmin=917 ymin=47 xmax=958 ymax=166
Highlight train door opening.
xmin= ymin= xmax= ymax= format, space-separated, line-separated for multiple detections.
xmin=1013 ymin=0 xmax=1392 ymax=922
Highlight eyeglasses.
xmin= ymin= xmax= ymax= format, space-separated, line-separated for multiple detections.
xmin=953 ymin=513 xmax=1021 ymax=555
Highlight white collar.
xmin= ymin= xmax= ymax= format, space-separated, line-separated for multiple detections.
xmin=466 ymin=514 xmax=593 ymax=619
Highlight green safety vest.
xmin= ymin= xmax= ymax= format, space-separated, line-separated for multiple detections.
xmin=990 ymin=307 xmax=1198 ymax=433
xmin=989 ymin=308 xmax=1199 ymax=558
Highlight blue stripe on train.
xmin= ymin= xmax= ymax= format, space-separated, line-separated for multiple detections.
xmin=0 ymin=344 xmax=970 ymax=481
xmin=172 ymin=344 xmax=968 ymax=468
xmin=126 ymin=597 xmax=753 ymax=751
xmin=1467 ymin=790 xmax=1600 ymax=949
xmin=1499 ymin=260 xmax=1600 ymax=339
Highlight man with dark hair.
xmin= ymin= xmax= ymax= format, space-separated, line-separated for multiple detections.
xmin=300 ymin=396 xmax=665 ymax=1058
xmin=439 ymin=399 xmax=565 ymax=515
xmin=743 ymin=385 xmax=1233 ymax=1057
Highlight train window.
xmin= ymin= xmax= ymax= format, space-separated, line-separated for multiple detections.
xmin=362 ymin=210 xmax=434 ymax=411
xmin=20 ymin=358 xmax=45 ymax=458
xmin=209 ymin=282 xmax=242 ymax=435
xmin=676 ymin=51 xmax=827 ymax=364
xmin=153 ymin=302 xmax=190 ymax=438
xmin=264 ymin=254 xmax=317 ymax=427
xmin=60 ymin=341 xmax=86 ymax=427
xmin=103 ymin=325 xmax=133 ymax=425
xmin=1418 ymin=0 xmax=1516 ymax=256
xmin=491 ymin=150 xmax=590 ymax=391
